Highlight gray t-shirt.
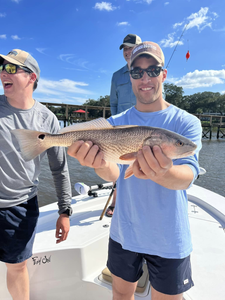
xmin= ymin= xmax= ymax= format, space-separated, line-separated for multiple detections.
xmin=0 ymin=95 xmax=72 ymax=214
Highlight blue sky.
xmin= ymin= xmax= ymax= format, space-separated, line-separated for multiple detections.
xmin=0 ymin=0 xmax=225 ymax=105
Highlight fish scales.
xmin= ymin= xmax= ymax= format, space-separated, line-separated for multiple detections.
xmin=11 ymin=118 xmax=197 ymax=165
xmin=43 ymin=127 xmax=153 ymax=164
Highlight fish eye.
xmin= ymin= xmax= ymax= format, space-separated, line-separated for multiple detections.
xmin=176 ymin=140 xmax=184 ymax=147
xmin=38 ymin=134 xmax=45 ymax=140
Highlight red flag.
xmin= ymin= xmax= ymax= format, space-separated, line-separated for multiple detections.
xmin=186 ymin=50 xmax=190 ymax=61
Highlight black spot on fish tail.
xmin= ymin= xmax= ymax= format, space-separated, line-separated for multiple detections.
xmin=38 ymin=134 xmax=45 ymax=140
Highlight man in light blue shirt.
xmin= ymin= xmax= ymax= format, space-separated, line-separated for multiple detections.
xmin=68 ymin=41 xmax=202 ymax=300
xmin=110 ymin=34 xmax=142 ymax=116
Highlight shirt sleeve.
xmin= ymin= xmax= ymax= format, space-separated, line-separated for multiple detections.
xmin=173 ymin=116 xmax=202 ymax=189
xmin=47 ymin=147 xmax=72 ymax=214
xmin=47 ymin=115 xmax=72 ymax=215
xmin=110 ymin=73 xmax=118 ymax=116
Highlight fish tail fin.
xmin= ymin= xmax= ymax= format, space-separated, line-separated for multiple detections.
xmin=124 ymin=164 xmax=134 ymax=179
xmin=12 ymin=129 xmax=49 ymax=161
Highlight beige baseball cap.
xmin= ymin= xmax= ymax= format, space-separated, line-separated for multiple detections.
xmin=119 ymin=34 xmax=142 ymax=50
xmin=130 ymin=41 xmax=165 ymax=67
xmin=0 ymin=49 xmax=40 ymax=81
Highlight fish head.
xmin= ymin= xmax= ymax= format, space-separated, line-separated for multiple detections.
xmin=144 ymin=129 xmax=197 ymax=159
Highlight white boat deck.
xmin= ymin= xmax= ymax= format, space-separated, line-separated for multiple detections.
xmin=185 ymin=185 xmax=225 ymax=300
xmin=0 ymin=185 xmax=225 ymax=299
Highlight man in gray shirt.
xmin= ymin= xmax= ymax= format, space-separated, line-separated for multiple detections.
xmin=0 ymin=49 xmax=72 ymax=300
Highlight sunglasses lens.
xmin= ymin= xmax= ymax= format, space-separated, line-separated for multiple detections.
xmin=147 ymin=66 xmax=161 ymax=77
xmin=130 ymin=68 xmax=143 ymax=79
xmin=6 ymin=64 xmax=17 ymax=74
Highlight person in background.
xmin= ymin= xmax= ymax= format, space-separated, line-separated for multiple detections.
xmin=67 ymin=41 xmax=202 ymax=300
xmin=110 ymin=33 xmax=142 ymax=115
xmin=107 ymin=33 xmax=142 ymax=217
xmin=0 ymin=49 xmax=72 ymax=300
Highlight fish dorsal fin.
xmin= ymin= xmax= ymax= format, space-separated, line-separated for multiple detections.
xmin=114 ymin=125 xmax=138 ymax=129
xmin=58 ymin=118 xmax=113 ymax=133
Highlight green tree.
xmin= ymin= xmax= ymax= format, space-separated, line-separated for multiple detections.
xmin=164 ymin=83 xmax=186 ymax=109
xmin=83 ymin=95 xmax=111 ymax=118
xmin=215 ymin=93 xmax=225 ymax=115
xmin=184 ymin=92 xmax=220 ymax=114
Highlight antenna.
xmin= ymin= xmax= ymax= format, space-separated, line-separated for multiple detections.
xmin=166 ymin=22 xmax=189 ymax=69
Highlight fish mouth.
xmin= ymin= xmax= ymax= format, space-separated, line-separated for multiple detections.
xmin=180 ymin=150 xmax=195 ymax=158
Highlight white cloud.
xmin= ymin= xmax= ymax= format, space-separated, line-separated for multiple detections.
xmin=173 ymin=22 xmax=184 ymax=29
xmin=165 ymin=2 xmax=169 ymax=5
xmin=11 ymin=35 xmax=21 ymax=40
xmin=0 ymin=13 xmax=6 ymax=17
xmin=171 ymin=7 xmax=218 ymax=33
xmin=36 ymin=48 xmax=47 ymax=55
xmin=221 ymin=91 xmax=225 ymax=95
xmin=174 ymin=69 xmax=225 ymax=89
xmin=160 ymin=33 xmax=184 ymax=48
xmin=117 ymin=22 xmax=130 ymax=26
xmin=143 ymin=0 xmax=153 ymax=3
xmin=0 ymin=34 xmax=6 ymax=39
xmin=213 ymin=27 xmax=225 ymax=32
xmin=133 ymin=0 xmax=153 ymax=3
xmin=162 ymin=7 xmax=218 ymax=50
xmin=58 ymin=54 xmax=97 ymax=71
xmin=34 ymin=96 xmax=87 ymax=105
xmin=94 ymin=2 xmax=117 ymax=11
xmin=36 ymin=78 xmax=92 ymax=97
xmin=187 ymin=7 xmax=211 ymax=31
xmin=11 ymin=0 xmax=21 ymax=3
xmin=34 ymin=78 xmax=94 ymax=104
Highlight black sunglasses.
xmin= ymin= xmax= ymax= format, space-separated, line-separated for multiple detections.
xmin=130 ymin=65 xmax=163 ymax=79
xmin=0 ymin=63 xmax=32 ymax=75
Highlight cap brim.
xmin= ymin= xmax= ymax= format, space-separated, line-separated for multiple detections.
xmin=119 ymin=43 xmax=136 ymax=50
xmin=131 ymin=52 xmax=163 ymax=66
xmin=0 ymin=54 xmax=26 ymax=67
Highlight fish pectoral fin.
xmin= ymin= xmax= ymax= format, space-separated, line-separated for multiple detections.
xmin=124 ymin=164 xmax=134 ymax=179
xmin=119 ymin=152 xmax=137 ymax=161
xmin=59 ymin=118 xmax=113 ymax=134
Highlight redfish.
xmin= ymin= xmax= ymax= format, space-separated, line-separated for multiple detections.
xmin=12 ymin=118 xmax=197 ymax=178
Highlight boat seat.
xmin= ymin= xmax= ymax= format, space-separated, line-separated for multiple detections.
xmin=101 ymin=262 xmax=149 ymax=293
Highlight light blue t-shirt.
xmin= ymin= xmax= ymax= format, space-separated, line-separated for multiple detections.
xmin=107 ymin=105 xmax=202 ymax=259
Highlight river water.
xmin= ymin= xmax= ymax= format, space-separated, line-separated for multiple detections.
xmin=38 ymin=134 xmax=225 ymax=207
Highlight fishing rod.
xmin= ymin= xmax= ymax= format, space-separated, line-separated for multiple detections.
xmin=166 ymin=22 xmax=189 ymax=69
xmin=74 ymin=182 xmax=114 ymax=196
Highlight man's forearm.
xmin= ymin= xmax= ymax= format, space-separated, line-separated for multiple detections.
xmin=154 ymin=165 xmax=195 ymax=190
xmin=95 ymin=161 xmax=120 ymax=182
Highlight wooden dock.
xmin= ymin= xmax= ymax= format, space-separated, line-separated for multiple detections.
xmin=194 ymin=114 xmax=225 ymax=139
xmin=41 ymin=102 xmax=111 ymax=127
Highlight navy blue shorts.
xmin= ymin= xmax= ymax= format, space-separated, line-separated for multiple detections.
xmin=0 ymin=196 xmax=39 ymax=264
xmin=107 ymin=238 xmax=194 ymax=295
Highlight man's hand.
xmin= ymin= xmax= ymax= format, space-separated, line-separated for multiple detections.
xmin=67 ymin=140 xmax=107 ymax=169
xmin=55 ymin=214 xmax=70 ymax=244
xmin=67 ymin=140 xmax=120 ymax=183
xmin=132 ymin=145 xmax=173 ymax=180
